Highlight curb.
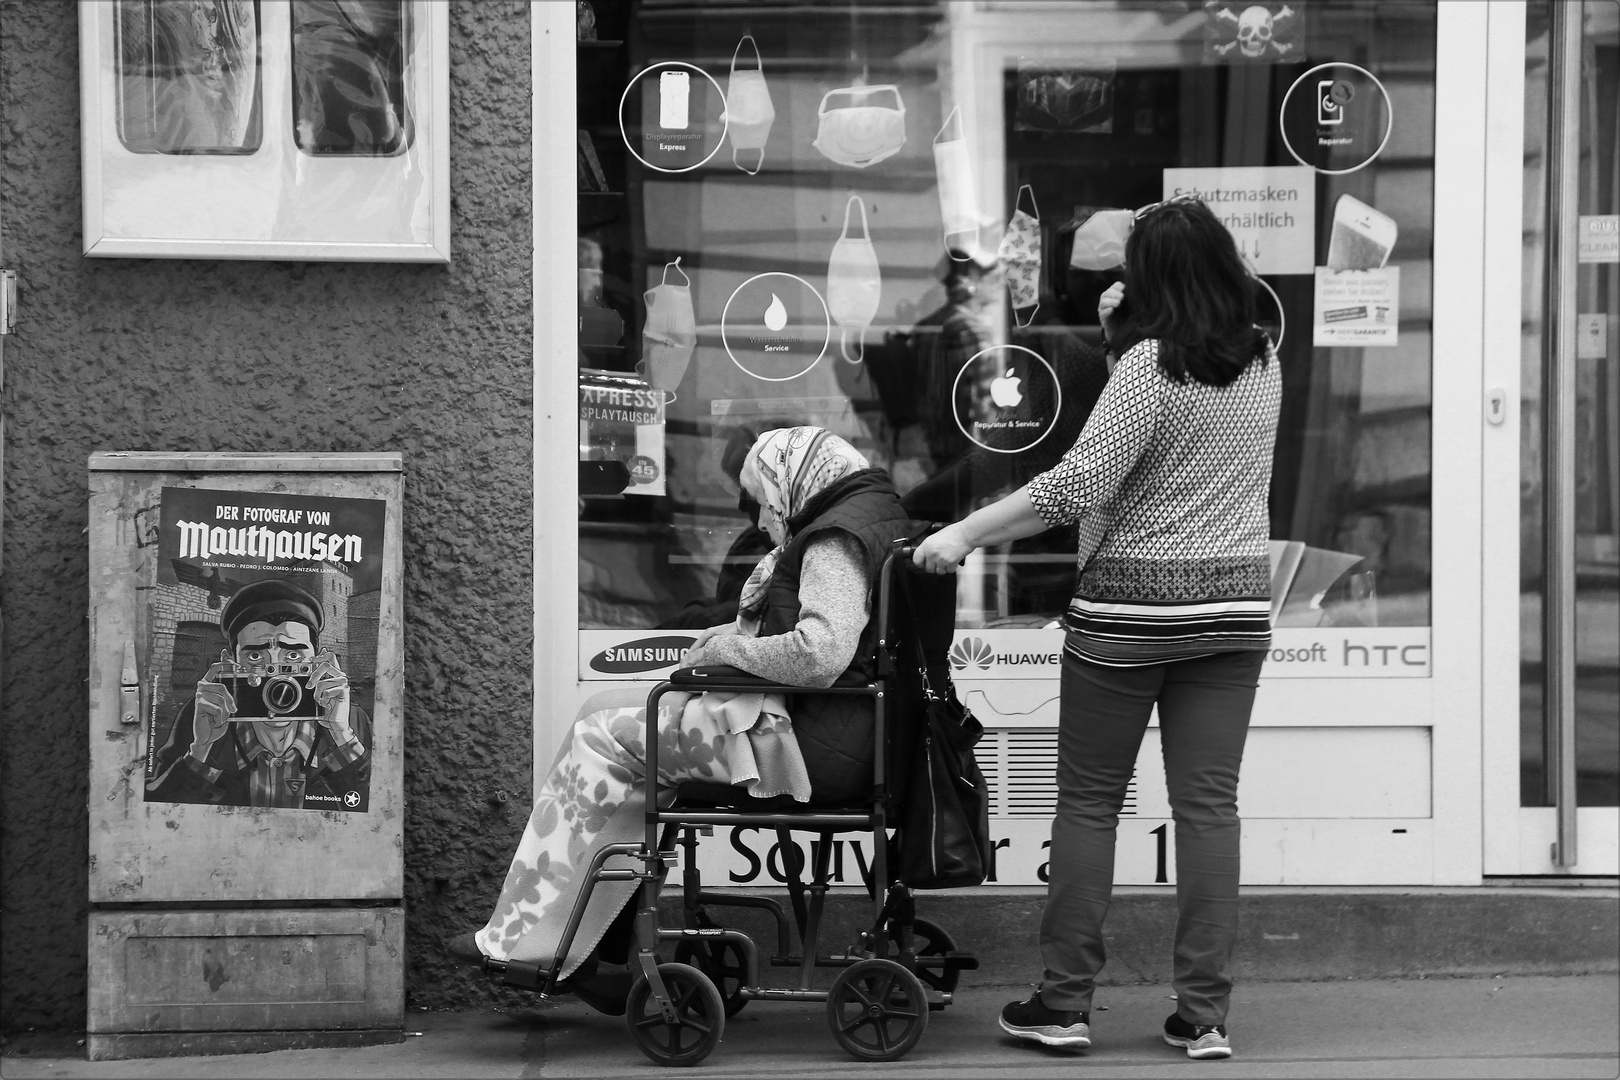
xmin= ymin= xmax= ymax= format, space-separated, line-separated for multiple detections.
xmin=661 ymin=885 xmax=1620 ymax=986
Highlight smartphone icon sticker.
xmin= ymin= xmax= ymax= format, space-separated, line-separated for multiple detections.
xmin=1281 ymin=64 xmax=1391 ymax=175
xmin=660 ymin=71 xmax=690 ymax=130
xmin=1317 ymin=80 xmax=1343 ymax=126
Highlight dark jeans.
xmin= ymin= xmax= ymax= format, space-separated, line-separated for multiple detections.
xmin=1038 ymin=649 xmax=1264 ymax=1026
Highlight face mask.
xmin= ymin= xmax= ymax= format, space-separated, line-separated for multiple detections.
xmin=724 ymin=36 xmax=774 ymax=175
xmin=934 ymin=106 xmax=979 ymax=256
xmin=998 ymin=184 xmax=1042 ymax=327
xmin=1069 ymin=208 xmax=1133 ymax=271
xmin=641 ymin=257 xmax=695 ymax=396
xmin=813 ymin=84 xmax=906 ymax=168
xmin=826 ymin=194 xmax=882 ymax=364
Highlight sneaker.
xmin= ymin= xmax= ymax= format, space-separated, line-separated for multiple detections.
xmin=1163 ymin=1012 xmax=1232 ymax=1059
xmin=999 ymin=991 xmax=1091 ymax=1049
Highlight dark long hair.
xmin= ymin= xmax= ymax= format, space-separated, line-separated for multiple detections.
xmin=1114 ymin=200 xmax=1270 ymax=387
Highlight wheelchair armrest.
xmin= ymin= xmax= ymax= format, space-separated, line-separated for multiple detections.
xmin=668 ymin=665 xmax=765 ymax=686
xmin=666 ymin=666 xmax=873 ymax=690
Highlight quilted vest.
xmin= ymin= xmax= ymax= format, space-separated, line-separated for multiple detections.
xmin=755 ymin=468 xmax=927 ymax=800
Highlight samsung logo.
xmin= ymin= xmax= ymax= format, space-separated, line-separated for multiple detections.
xmin=589 ymin=636 xmax=696 ymax=674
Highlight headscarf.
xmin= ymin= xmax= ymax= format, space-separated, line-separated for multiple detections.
xmin=735 ymin=427 xmax=869 ymax=628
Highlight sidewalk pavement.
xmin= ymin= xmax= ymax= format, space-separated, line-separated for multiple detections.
xmin=4 ymin=974 xmax=1616 ymax=1079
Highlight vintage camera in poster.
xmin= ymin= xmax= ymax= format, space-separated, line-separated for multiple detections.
xmin=208 ymin=649 xmax=339 ymax=723
xmin=144 ymin=486 xmax=386 ymax=813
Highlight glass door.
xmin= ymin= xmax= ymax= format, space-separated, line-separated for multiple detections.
xmin=536 ymin=0 xmax=1490 ymax=885
xmin=1484 ymin=0 xmax=1619 ymax=876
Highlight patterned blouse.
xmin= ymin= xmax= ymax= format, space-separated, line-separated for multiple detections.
xmin=1026 ymin=337 xmax=1282 ymax=666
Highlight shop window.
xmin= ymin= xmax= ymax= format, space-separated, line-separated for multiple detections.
xmin=115 ymin=0 xmax=263 ymax=155
xmin=575 ymin=1 xmax=1436 ymax=654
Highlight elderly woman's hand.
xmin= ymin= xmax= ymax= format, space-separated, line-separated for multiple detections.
xmin=912 ymin=523 xmax=974 ymax=575
xmin=682 ymin=622 xmax=739 ymax=666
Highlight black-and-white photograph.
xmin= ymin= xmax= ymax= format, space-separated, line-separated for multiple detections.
xmin=1 ymin=0 xmax=1615 ymax=1074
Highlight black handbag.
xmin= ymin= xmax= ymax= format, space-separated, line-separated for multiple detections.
xmin=894 ymin=623 xmax=991 ymax=890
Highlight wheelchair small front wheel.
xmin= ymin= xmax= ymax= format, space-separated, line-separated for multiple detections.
xmin=625 ymin=962 xmax=725 ymax=1067
xmin=673 ymin=937 xmax=750 ymax=1016
xmin=826 ymin=957 xmax=929 ymax=1061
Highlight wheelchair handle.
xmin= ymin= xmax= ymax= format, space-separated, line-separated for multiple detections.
xmin=891 ymin=530 xmax=964 ymax=571
xmin=889 ymin=544 xmax=935 ymax=574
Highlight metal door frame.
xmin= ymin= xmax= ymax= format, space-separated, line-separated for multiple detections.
xmin=1480 ymin=0 xmax=1620 ymax=876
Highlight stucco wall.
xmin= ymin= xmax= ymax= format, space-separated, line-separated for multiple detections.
xmin=1 ymin=1 xmax=535 ymax=1028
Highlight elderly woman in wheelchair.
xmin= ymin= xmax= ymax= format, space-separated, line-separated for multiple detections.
xmin=448 ymin=427 xmax=961 ymax=1058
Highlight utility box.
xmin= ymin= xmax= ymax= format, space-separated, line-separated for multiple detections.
xmin=86 ymin=453 xmax=404 ymax=1059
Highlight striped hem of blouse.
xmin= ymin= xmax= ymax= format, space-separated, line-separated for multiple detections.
xmin=1062 ymin=596 xmax=1272 ymax=666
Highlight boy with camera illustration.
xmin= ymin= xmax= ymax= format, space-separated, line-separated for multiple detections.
xmin=146 ymin=579 xmax=371 ymax=811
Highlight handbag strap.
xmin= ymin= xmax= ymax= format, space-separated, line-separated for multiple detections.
xmin=897 ymin=570 xmax=946 ymax=705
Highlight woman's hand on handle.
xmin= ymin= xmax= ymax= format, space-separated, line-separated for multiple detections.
xmin=913 ymin=523 xmax=974 ymax=574
xmin=912 ymin=487 xmax=1051 ymax=574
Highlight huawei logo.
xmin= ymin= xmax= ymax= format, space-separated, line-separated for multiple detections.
xmin=949 ymin=636 xmax=993 ymax=672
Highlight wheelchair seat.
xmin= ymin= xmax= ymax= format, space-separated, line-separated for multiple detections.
xmin=672 ymin=780 xmax=797 ymax=812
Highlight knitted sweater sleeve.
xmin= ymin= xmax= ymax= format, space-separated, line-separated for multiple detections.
xmin=702 ymin=533 xmax=869 ymax=688
xmin=1026 ymin=339 xmax=1165 ymax=527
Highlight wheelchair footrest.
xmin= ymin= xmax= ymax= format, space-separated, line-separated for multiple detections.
xmin=495 ymin=958 xmax=549 ymax=990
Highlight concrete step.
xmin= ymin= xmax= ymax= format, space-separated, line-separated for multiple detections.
xmin=660 ymin=884 xmax=1620 ymax=986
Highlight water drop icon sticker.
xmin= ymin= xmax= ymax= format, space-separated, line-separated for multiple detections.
xmin=720 ymin=272 xmax=830 ymax=382
xmin=764 ymin=293 xmax=787 ymax=331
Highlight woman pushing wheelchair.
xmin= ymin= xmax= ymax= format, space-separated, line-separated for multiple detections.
xmin=914 ymin=195 xmax=1279 ymax=1061
xmin=448 ymin=426 xmax=926 ymax=1011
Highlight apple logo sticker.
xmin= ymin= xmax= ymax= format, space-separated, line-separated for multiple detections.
xmin=989 ymin=373 xmax=1023 ymax=408
xmin=952 ymin=344 xmax=1060 ymax=454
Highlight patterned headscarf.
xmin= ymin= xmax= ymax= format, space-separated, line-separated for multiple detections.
xmin=735 ymin=427 xmax=869 ymax=625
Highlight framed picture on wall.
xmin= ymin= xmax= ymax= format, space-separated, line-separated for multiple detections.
xmin=78 ymin=1 xmax=450 ymax=262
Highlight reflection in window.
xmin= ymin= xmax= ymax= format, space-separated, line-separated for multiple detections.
xmin=575 ymin=2 xmax=1437 ymax=638
xmin=116 ymin=0 xmax=262 ymax=155
xmin=1520 ymin=1 xmax=1619 ymax=807
xmin=291 ymin=0 xmax=412 ymax=156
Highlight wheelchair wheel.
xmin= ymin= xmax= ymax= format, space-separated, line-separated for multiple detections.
xmin=673 ymin=938 xmax=749 ymax=1016
xmin=826 ymin=958 xmax=929 ymax=1062
xmin=624 ymin=962 xmax=725 ymax=1067
xmin=903 ymin=918 xmax=961 ymax=1000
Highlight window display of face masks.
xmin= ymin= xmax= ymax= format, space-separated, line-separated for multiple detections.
xmin=1069 ymin=208 xmax=1133 ymax=271
xmin=998 ymin=184 xmax=1042 ymax=326
xmin=813 ymin=84 xmax=907 ymax=168
xmin=826 ymin=195 xmax=882 ymax=364
xmin=573 ymin=1 xmax=1439 ymax=655
xmin=641 ymin=256 xmax=696 ymax=395
xmin=933 ymin=106 xmax=979 ymax=256
xmin=723 ymin=35 xmax=774 ymax=174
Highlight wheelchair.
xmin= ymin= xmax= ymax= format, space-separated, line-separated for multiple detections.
xmin=486 ymin=543 xmax=978 ymax=1066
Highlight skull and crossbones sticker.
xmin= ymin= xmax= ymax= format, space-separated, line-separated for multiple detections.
xmin=1206 ymin=3 xmax=1300 ymax=59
